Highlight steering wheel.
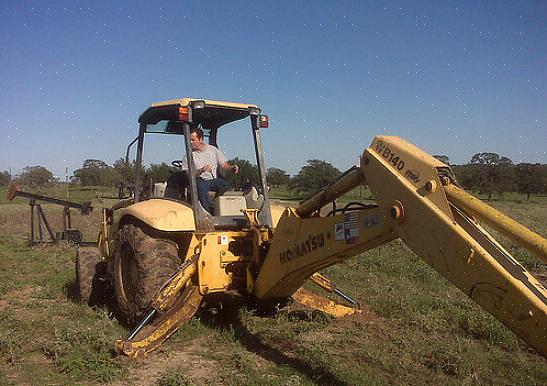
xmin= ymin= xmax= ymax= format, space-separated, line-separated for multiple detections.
xmin=171 ymin=160 xmax=183 ymax=168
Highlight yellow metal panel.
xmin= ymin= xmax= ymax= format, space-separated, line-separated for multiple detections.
xmin=254 ymin=207 xmax=396 ymax=299
xmin=197 ymin=231 xmax=253 ymax=295
xmin=362 ymin=148 xmax=547 ymax=356
xmin=116 ymin=199 xmax=196 ymax=232
xmin=366 ymin=136 xmax=453 ymax=219
xmin=292 ymin=288 xmax=360 ymax=318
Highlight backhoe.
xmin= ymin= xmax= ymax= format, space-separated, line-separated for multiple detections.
xmin=76 ymin=98 xmax=546 ymax=358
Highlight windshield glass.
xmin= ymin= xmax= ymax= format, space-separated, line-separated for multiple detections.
xmin=145 ymin=121 xmax=183 ymax=134
xmin=217 ymin=118 xmax=261 ymax=190
xmin=136 ymin=118 xmax=260 ymax=190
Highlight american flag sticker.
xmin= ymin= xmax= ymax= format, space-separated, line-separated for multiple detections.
xmin=363 ymin=215 xmax=379 ymax=229
xmin=217 ymin=235 xmax=229 ymax=245
xmin=334 ymin=223 xmax=345 ymax=240
xmin=344 ymin=213 xmax=359 ymax=244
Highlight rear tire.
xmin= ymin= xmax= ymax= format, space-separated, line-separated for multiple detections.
xmin=76 ymin=246 xmax=106 ymax=305
xmin=114 ymin=223 xmax=180 ymax=325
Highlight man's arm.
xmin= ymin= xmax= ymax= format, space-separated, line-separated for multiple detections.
xmin=214 ymin=146 xmax=239 ymax=174
xmin=221 ymin=162 xmax=239 ymax=174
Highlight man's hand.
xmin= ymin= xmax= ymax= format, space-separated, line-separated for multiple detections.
xmin=197 ymin=164 xmax=213 ymax=176
xmin=222 ymin=163 xmax=239 ymax=174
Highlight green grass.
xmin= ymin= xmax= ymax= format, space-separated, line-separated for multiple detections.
xmin=0 ymin=237 xmax=126 ymax=385
xmin=0 ymin=188 xmax=545 ymax=385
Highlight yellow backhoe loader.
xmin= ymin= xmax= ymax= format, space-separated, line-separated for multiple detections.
xmin=76 ymin=98 xmax=547 ymax=358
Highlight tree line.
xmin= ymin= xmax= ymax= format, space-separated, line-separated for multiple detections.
xmin=443 ymin=153 xmax=547 ymax=201
xmin=2 ymin=152 xmax=546 ymax=200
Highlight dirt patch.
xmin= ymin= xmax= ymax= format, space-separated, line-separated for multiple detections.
xmin=2 ymin=285 xmax=58 ymax=322
xmin=6 ymin=285 xmax=41 ymax=300
xmin=109 ymin=337 xmax=219 ymax=386
xmin=342 ymin=306 xmax=381 ymax=323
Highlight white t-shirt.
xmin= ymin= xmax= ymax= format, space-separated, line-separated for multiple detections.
xmin=181 ymin=144 xmax=227 ymax=180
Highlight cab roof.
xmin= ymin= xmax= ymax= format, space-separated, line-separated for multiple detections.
xmin=151 ymin=98 xmax=257 ymax=110
xmin=138 ymin=98 xmax=260 ymax=129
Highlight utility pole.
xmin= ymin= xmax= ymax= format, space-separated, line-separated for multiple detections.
xmin=65 ymin=167 xmax=69 ymax=199
xmin=357 ymin=156 xmax=362 ymax=200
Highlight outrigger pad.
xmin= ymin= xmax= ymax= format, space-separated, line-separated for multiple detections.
xmin=292 ymin=287 xmax=361 ymax=318
xmin=115 ymin=284 xmax=203 ymax=358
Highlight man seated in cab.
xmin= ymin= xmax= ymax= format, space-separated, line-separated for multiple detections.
xmin=180 ymin=127 xmax=239 ymax=213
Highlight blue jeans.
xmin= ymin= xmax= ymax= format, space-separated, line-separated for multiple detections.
xmin=197 ymin=177 xmax=230 ymax=213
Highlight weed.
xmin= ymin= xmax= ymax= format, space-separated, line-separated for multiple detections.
xmin=156 ymin=370 xmax=194 ymax=386
xmin=420 ymin=342 xmax=463 ymax=376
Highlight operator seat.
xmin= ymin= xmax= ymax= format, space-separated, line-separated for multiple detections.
xmin=243 ymin=186 xmax=264 ymax=209
xmin=165 ymin=171 xmax=189 ymax=201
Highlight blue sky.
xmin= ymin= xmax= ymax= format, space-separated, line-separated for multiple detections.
xmin=1 ymin=0 xmax=546 ymax=178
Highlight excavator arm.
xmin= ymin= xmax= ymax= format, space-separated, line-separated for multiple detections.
xmin=253 ymin=135 xmax=547 ymax=356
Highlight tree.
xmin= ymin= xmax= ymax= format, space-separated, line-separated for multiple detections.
xmin=113 ymin=158 xmax=134 ymax=186
xmin=17 ymin=166 xmax=55 ymax=188
xmin=74 ymin=159 xmax=116 ymax=186
xmin=146 ymin=163 xmax=172 ymax=183
xmin=267 ymin=167 xmax=291 ymax=188
xmin=468 ymin=152 xmax=514 ymax=200
xmin=290 ymin=159 xmax=341 ymax=193
xmin=470 ymin=152 xmax=513 ymax=166
xmin=0 ymin=171 xmax=11 ymax=186
xmin=433 ymin=154 xmax=450 ymax=165
xmin=451 ymin=164 xmax=476 ymax=190
xmin=514 ymin=163 xmax=546 ymax=200
xmin=226 ymin=158 xmax=260 ymax=190
xmin=541 ymin=165 xmax=547 ymax=195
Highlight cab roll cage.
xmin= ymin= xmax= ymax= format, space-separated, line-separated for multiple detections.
xmin=128 ymin=104 xmax=273 ymax=229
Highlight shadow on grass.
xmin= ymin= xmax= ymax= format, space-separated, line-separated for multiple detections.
xmin=198 ymin=294 xmax=351 ymax=386
xmin=64 ymin=278 xmax=123 ymax=326
xmin=64 ymin=278 xmax=79 ymax=302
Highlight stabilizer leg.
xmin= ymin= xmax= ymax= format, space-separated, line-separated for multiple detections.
xmin=292 ymin=287 xmax=360 ymax=318
xmin=115 ymin=284 xmax=202 ymax=358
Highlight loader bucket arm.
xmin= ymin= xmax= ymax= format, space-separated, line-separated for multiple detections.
xmin=254 ymin=136 xmax=546 ymax=356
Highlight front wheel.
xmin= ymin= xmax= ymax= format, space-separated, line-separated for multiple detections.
xmin=113 ymin=223 xmax=180 ymax=325
xmin=76 ymin=245 xmax=107 ymax=305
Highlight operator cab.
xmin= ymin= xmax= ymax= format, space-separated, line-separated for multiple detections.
xmin=129 ymin=98 xmax=272 ymax=230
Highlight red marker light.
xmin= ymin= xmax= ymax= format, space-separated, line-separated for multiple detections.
xmin=259 ymin=114 xmax=269 ymax=128
xmin=179 ymin=107 xmax=189 ymax=121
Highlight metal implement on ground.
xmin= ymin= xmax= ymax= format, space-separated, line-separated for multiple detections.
xmin=75 ymin=98 xmax=546 ymax=359
xmin=309 ymin=272 xmax=359 ymax=306
xmin=115 ymin=256 xmax=201 ymax=357
xmin=8 ymin=184 xmax=93 ymax=244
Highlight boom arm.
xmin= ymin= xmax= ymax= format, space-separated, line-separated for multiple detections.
xmin=253 ymin=135 xmax=547 ymax=356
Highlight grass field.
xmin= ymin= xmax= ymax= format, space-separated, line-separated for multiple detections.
xmin=0 ymin=185 xmax=545 ymax=385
